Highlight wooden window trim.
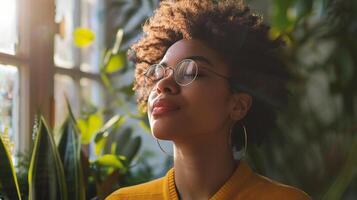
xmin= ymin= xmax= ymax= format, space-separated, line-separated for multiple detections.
xmin=16 ymin=0 xmax=56 ymax=153
xmin=2 ymin=0 xmax=102 ymax=153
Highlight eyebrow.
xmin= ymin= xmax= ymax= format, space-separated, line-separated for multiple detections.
xmin=185 ymin=56 xmax=214 ymax=67
xmin=160 ymin=55 xmax=214 ymax=68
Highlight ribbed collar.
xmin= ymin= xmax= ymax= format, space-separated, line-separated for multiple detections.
xmin=164 ymin=168 xmax=179 ymax=200
xmin=164 ymin=160 xmax=253 ymax=200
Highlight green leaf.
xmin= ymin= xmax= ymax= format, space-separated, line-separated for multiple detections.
xmin=114 ymin=128 xmax=133 ymax=156
xmin=78 ymin=113 xmax=103 ymax=144
xmin=323 ymin=136 xmax=357 ymax=200
xmin=271 ymin=0 xmax=295 ymax=32
xmin=98 ymin=115 xmax=123 ymax=134
xmin=73 ymin=28 xmax=95 ymax=48
xmin=99 ymin=115 xmax=125 ymax=135
xmin=293 ymin=0 xmax=313 ymax=19
xmin=111 ymin=29 xmax=124 ymax=55
xmin=0 ymin=128 xmax=14 ymax=153
xmin=104 ymin=52 xmax=126 ymax=74
xmin=0 ymin=129 xmax=22 ymax=200
xmin=58 ymin=109 xmax=85 ymax=200
xmin=28 ymin=116 xmax=68 ymax=200
xmin=95 ymin=133 xmax=108 ymax=156
xmin=100 ymin=73 xmax=113 ymax=92
xmin=111 ymin=128 xmax=141 ymax=164
xmin=94 ymin=115 xmax=125 ymax=156
xmin=95 ymin=155 xmax=125 ymax=170
xmin=122 ymin=136 xmax=142 ymax=164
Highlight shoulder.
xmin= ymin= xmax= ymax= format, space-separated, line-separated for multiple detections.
xmin=248 ymin=173 xmax=312 ymax=200
xmin=105 ymin=177 xmax=165 ymax=200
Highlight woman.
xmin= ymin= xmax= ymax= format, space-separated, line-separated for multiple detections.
xmin=107 ymin=0 xmax=311 ymax=199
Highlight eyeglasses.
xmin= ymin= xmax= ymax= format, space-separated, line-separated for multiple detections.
xmin=144 ymin=59 xmax=229 ymax=87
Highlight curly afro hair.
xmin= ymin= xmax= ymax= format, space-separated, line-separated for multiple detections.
xmin=129 ymin=0 xmax=291 ymax=148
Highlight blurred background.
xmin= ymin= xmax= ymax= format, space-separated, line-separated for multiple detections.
xmin=0 ymin=0 xmax=356 ymax=199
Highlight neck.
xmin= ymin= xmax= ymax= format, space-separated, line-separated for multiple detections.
xmin=173 ymin=138 xmax=238 ymax=200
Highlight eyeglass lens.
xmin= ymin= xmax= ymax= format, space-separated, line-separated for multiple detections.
xmin=145 ymin=59 xmax=198 ymax=86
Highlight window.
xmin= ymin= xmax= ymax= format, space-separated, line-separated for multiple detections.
xmin=0 ymin=0 xmax=106 ymax=153
xmin=0 ymin=0 xmax=17 ymax=55
xmin=1 ymin=0 xmax=159 ymax=162
xmin=0 ymin=65 xmax=19 ymax=149
xmin=0 ymin=0 xmax=20 ymax=153
xmin=54 ymin=0 xmax=106 ymax=126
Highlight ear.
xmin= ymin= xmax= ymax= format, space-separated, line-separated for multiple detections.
xmin=229 ymin=93 xmax=252 ymax=121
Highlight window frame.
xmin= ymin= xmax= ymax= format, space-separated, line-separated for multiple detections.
xmin=0 ymin=0 xmax=105 ymax=154
xmin=13 ymin=0 xmax=56 ymax=153
xmin=0 ymin=0 xmax=56 ymax=153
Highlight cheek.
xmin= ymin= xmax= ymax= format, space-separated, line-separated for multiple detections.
xmin=185 ymin=84 xmax=231 ymax=130
xmin=191 ymin=82 xmax=230 ymax=110
xmin=147 ymin=89 xmax=156 ymax=112
xmin=147 ymin=90 xmax=156 ymax=128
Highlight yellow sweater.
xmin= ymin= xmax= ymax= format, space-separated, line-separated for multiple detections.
xmin=106 ymin=161 xmax=311 ymax=200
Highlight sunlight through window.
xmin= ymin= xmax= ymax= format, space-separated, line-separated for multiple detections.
xmin=0 ymin=65 xmax=19 ymax=150
xmin=0 ymin=0 xmax=17 ymax=54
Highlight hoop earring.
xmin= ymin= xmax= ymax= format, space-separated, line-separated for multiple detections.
xmin=229 ymin=123 xmax=248 ymax=160
xmin=156 ymin=138 xmax=173 ymax=157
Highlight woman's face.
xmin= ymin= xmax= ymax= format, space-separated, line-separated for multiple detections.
xmin=147 ymin=39 xmax=237 ymax=143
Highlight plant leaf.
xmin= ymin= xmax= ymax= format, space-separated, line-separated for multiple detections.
xmin=0 ymin=130 xmax=22 ymax=200
xmin=322 ymin=135 xmax=357 ymax=200
xmin=114 ymin=128 xmax=133 ymax=156
xmin=73 ymin=27 xmax=95 ymax=48
xmin=95 ymin=155 xmax=125 ymax=170
xmin=122 ymin=136 xmax=142 ymax=164
xmin=58 ymin=115 xmax=85 ymax=200
xmin=78 ymin=113 xmax=103 ymax=144
xmin=28 ymin=116 xmax=68 ymax=200
xmin=104 ymin=52 xmax=126 ymax=74
xmin=94 ymin=115 xmax=125 ymax=156
xmin=95 ymin=133 xmax=108 ymax=156
xmin=98 ymin=115 xmax=124 ymax=135
xmin=111 ymin=29 xmax=124 ymax=55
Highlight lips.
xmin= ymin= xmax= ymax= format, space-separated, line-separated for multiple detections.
xmin=152 ymin=99 xmax=180 ymax=116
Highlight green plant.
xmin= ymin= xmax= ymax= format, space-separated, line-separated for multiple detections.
xmin=98 ymin=0 xmax=159 ymax=116
xmin=57 ymin=107 xmax=85 ymax=200
xmin=28 ymin=116 xmax=68 ymax=200
xmin=72 ymin=1 xmax=161 ymax=196
xmin=0 ymin=128 xmax=21 ymax=200
xmin=78 ymin=112 xmax=144 ymax=199
xmin=62 ymin=104 xmax=151 ymax=199
xmin=14 ymin=152 xmax=30 ymax=200
xmin=244 ymin=0 xmax=357 ymax=199
xmin=0 ymin=104 xmax=154 ymax=200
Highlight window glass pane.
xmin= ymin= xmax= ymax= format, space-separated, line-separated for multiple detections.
xmin=54 ymin=74 xmax=79 ymax=126
xmin=80 ymin=78 xmax=104 ymax=108
xmin=55 ymin=0 xmax=104 ymax=74
xmin=54 ymin=0 xmax=79 ymax=67
xmin=54 ymin=75 xmax=105 ymax=127
xmin=79 ymin=0 xmax=105 ymax=73
xmin=0 ymin=0 xmax=17 ymax=55
xmin=0 ymin=65 xmax=19 ymax=151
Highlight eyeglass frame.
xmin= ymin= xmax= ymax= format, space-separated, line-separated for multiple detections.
xmin=143 ymin=58 xmax=231 ymax=87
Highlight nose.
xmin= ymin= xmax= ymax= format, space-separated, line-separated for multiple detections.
xmin=154 ymin=67 xmax=179 ymax=95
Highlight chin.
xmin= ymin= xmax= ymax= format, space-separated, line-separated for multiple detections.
xmin=151 ymin=125 xmax=179 ymax=141
xmin=152 ymin=130 xmax=175 ymax=140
